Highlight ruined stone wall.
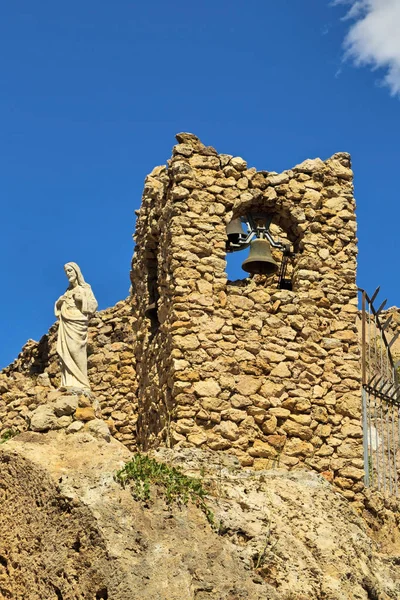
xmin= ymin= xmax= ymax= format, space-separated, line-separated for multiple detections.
xmin=129 ymin=165 xmax=176 ymax=449
xmin=0 ymin=299 xmax=138 ymax=449
xmin=132 ymin=133 xmax=362 ymax=499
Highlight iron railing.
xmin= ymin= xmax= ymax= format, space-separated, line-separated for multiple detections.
xmin=360 ymin=287 xmax=400 ymax=496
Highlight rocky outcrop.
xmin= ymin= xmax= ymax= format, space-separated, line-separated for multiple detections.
xmin=0 ymin=432 xmax=274 ymax=600
xmin=0 ymin=432 xmax=399 ymax=600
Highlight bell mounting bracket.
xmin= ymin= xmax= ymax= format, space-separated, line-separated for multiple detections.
xmin=226 ymin=212 xmax=289 ymax=253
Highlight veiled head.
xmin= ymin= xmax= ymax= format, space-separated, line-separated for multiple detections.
xmin=64 ymin=262 xmax=86 ymax=287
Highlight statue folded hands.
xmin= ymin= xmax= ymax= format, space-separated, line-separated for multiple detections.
xmin=55 ymin=262 xmax=98 ymax=390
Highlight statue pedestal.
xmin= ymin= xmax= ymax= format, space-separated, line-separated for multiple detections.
xmin=28 ymin=389 xmax=110 ymax=442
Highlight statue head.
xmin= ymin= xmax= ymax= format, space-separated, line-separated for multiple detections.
xmin=64 ymin=262 xmax=86 ymax=288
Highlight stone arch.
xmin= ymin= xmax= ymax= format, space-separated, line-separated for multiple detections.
xmin=226 ymin=191 xmax=308 ymax=289
xmin=230 ymin=190 xmax=306 ymax=250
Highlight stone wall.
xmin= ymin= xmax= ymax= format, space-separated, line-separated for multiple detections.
xmin=131 ymin=133 xmax=362 ymax=499
xmin=129 ymin=165 xmax=175 ymax=449
xmin=0 ymin=299 xmax=138 ymax=450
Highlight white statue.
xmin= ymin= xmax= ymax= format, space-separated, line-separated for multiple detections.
xmin=55 ymin=262 xmax=98 ymax=390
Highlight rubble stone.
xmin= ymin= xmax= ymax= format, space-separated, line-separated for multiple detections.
xmin=30 ymin=406 xmax=57 ymax=432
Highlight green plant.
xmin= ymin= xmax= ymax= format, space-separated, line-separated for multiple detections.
xmin=216 ymin=519 xmax=229 ymax=535
xmin=0 ymin=429 xmax=17 ymax=444
xmin=254 ymin=514 xmax=279 ymax=569
xmin=114 ymin=453 xmax=215 ymax=527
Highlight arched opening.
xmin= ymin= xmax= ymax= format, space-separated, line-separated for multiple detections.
xmin=145 ymin=254 xmax=160 ymax=334
xmin=142 ymin=234 xmax=160 ymax=336
xmin=225 ymin=249 xmax=246 ymax=282
xmin=225 ymin=211 xmax=298 ymax=290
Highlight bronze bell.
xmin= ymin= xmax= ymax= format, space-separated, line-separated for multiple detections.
xmin=226 ymin=218 xmax=245 ymax=245
xmin=242 ymin=238 xmax=279 ymax=275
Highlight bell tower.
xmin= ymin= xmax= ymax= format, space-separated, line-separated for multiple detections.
xmin=131 ymin=133 xmax=363 ymax=501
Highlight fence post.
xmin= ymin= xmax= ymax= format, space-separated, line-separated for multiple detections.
xmin=362 ymin=387 xmax=370 ymax=488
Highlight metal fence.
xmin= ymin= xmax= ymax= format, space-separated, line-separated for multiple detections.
xmin=360 ymin=287 xmax=400 ymax=496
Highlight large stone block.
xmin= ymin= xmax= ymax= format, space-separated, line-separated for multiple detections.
xmin=30 ymin=406 xmax=57 ymax=432
xmin=53 ymin=396 xmax=79 ymax=417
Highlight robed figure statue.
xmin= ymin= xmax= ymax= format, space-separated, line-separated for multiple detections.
xmin=55 ymin=262 xmax=98 ymax=390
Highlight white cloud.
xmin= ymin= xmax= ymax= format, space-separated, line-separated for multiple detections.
xmin=335 ymin=0 xmax=400 ymax=96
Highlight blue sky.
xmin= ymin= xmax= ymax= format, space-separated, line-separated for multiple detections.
xmin=1 ymin=0 xmax=399 ymax=368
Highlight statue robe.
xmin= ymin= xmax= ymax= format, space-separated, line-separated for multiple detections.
xmin=55 ymin=285 xmax=98 ymax=389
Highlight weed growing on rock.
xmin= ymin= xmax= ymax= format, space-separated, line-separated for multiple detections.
xmin=0 ymin=429 xmax=16 ymax=444
xmin=114 ymin=453 xmax=215 ymax=527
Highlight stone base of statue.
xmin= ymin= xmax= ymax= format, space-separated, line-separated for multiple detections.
xmin=28 ymin=389 xmax=111 ymax=442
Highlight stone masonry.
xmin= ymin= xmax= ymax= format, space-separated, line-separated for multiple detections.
xmin=1 ymin=133 xmax=362 ymax=499
xmin=130 ymin=133 xmax=362 ymax=500
xmin=0 ymin=300 xmax=138 ymax=450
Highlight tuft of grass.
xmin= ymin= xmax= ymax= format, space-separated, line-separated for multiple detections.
xmin=0 ymin=429 xmax=17 ymax=444
xmin=114 ymin=453 xmax=215 ymax=527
